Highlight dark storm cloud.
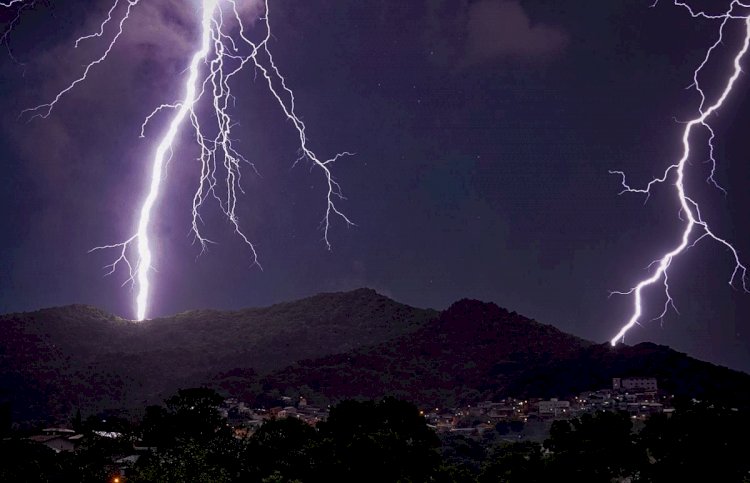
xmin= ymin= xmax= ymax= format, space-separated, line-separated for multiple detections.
xmin=424 ymin=0 xmax=568 ymax=67
xmin=3 ymin=0 xmax=196 ymax=189
xmin=5 ymin=0 xmax=265 ymax=191
xmin=463 ymin=0 xmax=568 ymax=63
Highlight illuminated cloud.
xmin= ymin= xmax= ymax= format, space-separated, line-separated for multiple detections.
xmin=463 ymin=0 xmax=568 ymax=64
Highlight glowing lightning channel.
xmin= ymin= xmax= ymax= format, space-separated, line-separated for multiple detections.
xmin=609 ymin=1 xmax=750 ymax=346
xmin=132 ymin=0 xmax=218 ymax=321
xmin=16 ymin=0 xmax=354 ymax=320
xmin=0 ymin=0 xmax=34 ymax=65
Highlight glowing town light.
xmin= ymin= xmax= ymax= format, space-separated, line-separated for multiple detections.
xmin=13 ymin=0 xmax=354 ymax=320
xmin=609 ymin=1 xmax=750 ymax=345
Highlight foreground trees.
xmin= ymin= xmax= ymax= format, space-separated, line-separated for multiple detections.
xmin=475 ymin=403 xmax=750 ymax=483
xmin=132 ymin=393 xmax=444 ymax=482
xmin=2 ymin=389 xmax=749 ymax=482
xmin=637 ymin=404 xmax=750 ymax=483
xmin=543 ymin=411 xmax=643 ymax=482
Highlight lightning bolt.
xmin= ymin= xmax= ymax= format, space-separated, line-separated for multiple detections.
xmin=0 ymin=0 xmax=34 ymax=65
xmin=14 ymin=0 xmax=353 ymax=320
xmin=609 ymin=0 xmax=750 ymax=345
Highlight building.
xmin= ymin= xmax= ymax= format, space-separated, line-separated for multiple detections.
xmin=537 ymin=398 xmax=570 ymax=417
xmin=613 ymin=377 xmax=658 ymax=393
xmin=27 ymin=428 xmax=82 ymax=453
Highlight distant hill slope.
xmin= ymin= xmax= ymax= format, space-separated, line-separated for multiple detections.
xmin=506 ymin=341 xmax=750 ymax=406
xmin=0 ymin=289 xmax=437 ymax=424
xmin=262 ymin=299 xmax=592 ymax=406
xmin=261 ymin=300 xmax=750 ymax=408
xmin=4 ymin=293 xmax=749 ymax=425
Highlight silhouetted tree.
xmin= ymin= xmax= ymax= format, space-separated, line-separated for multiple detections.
xmin=637 ymin=403 xmax=750 ymax=482
xmin=130 ymin=439 xmax=234 ymax=483
xmin=544 ymin=411 xmax=642 ymax=482
xmin=479 ymin=441 xmax=544 ymax=483
xmin=141 ymin=404 xmax=171 ymax=447
xmin=0 ymin=401 xmax=10 ymax=436
xmin=130 ymin=388 xmax=240 ymax=482
xmin=243 ymin=417 xmax=320 ymax=481
xmin=0 ymin=439 xmax=66 ymax=482
xmin=165 ymin=387 xmax=228 ymax=442
xmin=317 ymin=397 xmax=442 ymax=482
xmin=439 ymin=433 xmax=486 ymax=475
xmin=71 ymin=407 xmax=83 ymax=432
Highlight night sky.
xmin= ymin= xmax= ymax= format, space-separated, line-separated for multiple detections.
xmin=2 ymin=0 xmax=750 ymax=371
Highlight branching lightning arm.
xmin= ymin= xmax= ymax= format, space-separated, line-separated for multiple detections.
xmin=16 ymin=0 xmax=353 ymax=320
xmin=609 ymin=1 xmax=750 ymax=345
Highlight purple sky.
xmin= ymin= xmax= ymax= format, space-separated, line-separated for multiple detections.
xmin=1 ymin=0 xmax=750 ymax=371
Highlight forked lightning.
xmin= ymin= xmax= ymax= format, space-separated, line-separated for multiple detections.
xmin=609 ymin=1 xmax=750 ymax=345
xmin=5 ymin=0 xmax=353 ymax=320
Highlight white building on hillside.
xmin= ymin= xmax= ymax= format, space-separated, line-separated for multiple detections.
xmin=613 ymin=377 xmax=657 ymax=393
xmin=538 ymin=398 xmax=570 ymax=417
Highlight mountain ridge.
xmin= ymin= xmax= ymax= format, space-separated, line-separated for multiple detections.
xmin=2 ymin=290 xmax=749 ymax=426
xmin=0 ymin=289 xmax=437 ymax=424
xmin=259 ymin=298 xmax=750 ymax=408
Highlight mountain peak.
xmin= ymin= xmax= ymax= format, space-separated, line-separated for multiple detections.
xmin=0 ymin=290 xmax=437 ymax=424
xmin=445 ymin=298 xmax=508 ymax=315
xmin=307 ymin=287 xmax=390 ymax=303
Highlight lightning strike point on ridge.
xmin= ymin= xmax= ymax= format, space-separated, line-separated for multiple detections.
xmin=609 ymin=0 xmax=750 ymax=346
xmin=15 ymin=0 xmax=354 ymax=320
